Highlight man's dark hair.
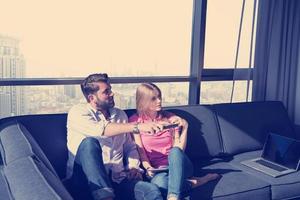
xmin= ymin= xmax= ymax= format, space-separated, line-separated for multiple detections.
xmin=81 ymin=73 xmax=110 ymax=102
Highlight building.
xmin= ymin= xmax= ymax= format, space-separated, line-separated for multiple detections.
xmin=64 ymin=85 xmax=76 ymax=98
xmin=0 ymin=35 xmax=26 ymax=118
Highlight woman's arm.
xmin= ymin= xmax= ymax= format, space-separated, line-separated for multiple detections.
xmin=132 ymin=133 xmax=154 ymax=172
xmin=169 ymin=116 xmax=189 ymax=151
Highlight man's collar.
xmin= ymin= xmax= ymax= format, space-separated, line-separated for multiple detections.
xmin=86 ymin=103 xmax=97 ymax=114
xmin=86 ymin=103 xmax=116 ymax=120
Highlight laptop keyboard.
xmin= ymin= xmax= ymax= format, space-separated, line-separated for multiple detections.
xmin=255 ymin=159 xmax=287 ymax=172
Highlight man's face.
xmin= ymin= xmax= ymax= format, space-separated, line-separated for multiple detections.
xmin=89 ymin=82 xmax=115 ymax=110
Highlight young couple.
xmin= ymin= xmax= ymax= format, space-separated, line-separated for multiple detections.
xmin=66 ymin=73 xmax=219 ymax=200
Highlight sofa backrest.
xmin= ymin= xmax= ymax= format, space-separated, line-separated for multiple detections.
xmin=165 ymin=105 xmax=224 ymax=159
xmin=0 ymin=122 xmax=58 ymax=176
xmin=0 ymin=114 xmax=68 ymax=179
xmin=0 ymin=121 xmax=73 ymax=200
xmin=212 ymin=101 xmax=296 ymax=156
xmin=0 ymin=101 xmax=295 ymax=179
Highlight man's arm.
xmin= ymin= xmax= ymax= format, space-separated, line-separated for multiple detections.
xmin=103 ymin=122 xmax=163 ymax=137
xmin=68 ymin=105 xmax=163 ymax=137
xmin=132 ymin=133 xmax=156 ymax=177
xmin=132 ymin=133 xmax=152 ymax=170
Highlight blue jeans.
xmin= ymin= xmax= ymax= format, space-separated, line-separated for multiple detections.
xmin=150 ymin=147 xmax=194 ymax=199
xmin=113 ymin=178 xmax=163 ymax=200
xmin=71 ymin=137 xmax=163 ymax=200
xmin=71 ymin=137 xmax=114 ymax=200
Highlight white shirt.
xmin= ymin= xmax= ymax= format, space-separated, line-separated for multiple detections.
xmin=66 ymin=103 xmax=141 ymax=183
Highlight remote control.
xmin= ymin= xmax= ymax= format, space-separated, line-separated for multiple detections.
xmin=162 ymin=123 xmax=179 ymax=129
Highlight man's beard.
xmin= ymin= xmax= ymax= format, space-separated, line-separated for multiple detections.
xmin=95 ymin=98 xmax=115 ymax=110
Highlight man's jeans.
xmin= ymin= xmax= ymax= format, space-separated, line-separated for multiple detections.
xmin=150 ymin=147 xmax=194 ymax=199
xmin=70 ymin=137 xmax=114 ymax=200
xmin=70 ymin=137 xmax=162 ymax=200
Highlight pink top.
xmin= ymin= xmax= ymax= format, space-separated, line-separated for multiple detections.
xmin=129 ymin=112 xmax=179 ymax=168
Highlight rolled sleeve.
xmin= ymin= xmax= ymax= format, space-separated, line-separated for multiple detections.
xmin=67 ymin=104 xmax=110 ymax=137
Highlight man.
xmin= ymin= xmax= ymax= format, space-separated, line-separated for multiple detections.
xmin=66 ymin=73 xmax=163 ymax=200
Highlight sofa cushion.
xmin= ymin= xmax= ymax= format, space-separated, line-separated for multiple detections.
xmin=213 ymin=101 xmax=295 ymax=155
xmin=191 ymin=161 xmax=271 ymax=200
xmin=166 ymin=105 xmax=223 ymax=160
xmin=4 ymin=157 xmax=73 ymax=200
xmin=0 ymin=122 xmax=58 ymax=177
xmin=0 ymin=167 xmax=12 ymax=200
xmin=231 ymin=151 xmax=300 ymax=200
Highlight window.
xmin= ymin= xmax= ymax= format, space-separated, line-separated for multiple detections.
xmin=0 ymin=83 xmax=188 ymax=118
xmin=1 ymin=0 xmax=193 ymax=78
xmin=200 ymin=81 xmax=252 ymax=104
xmin=200 ymin=0 xmax=257 ymax=104
xmin=1 ymin=1 xmax=260 ymax=118
xmin=204 ymin=0 xmax=257 ymax=68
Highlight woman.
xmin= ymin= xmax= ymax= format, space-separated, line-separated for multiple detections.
xmin=129 ymin=83 xmax=219 ymax=200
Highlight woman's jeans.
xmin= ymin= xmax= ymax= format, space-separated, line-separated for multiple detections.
xmin=70 ymin=137 xmax=162 ymax=200
xmin=150 ymin=147 xmax=194 ymax=199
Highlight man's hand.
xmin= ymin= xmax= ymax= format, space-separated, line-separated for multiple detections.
xmin=127 ymin=168 xmax=143 ymax=180
xmin=138 ymin=122 xmax=164 ymax=135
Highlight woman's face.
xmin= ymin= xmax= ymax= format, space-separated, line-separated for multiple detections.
xmin=148 ymin=91 xmax=162 ymax=113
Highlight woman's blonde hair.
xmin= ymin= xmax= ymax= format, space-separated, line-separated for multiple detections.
xmin=136 ymin=83 xmax=162 ymax=117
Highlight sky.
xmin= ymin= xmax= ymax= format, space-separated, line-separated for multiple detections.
xmin=0 ymin=0 xmax=255 ymax=78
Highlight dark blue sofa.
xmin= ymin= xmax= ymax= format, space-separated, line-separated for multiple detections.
xmin=0 ymin=101 xmax=299 ymax=200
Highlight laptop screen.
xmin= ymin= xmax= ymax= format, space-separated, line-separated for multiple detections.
xmin=262 ymin=133 xmax=300 ymax=170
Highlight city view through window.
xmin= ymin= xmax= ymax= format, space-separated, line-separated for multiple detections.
xmin=0 ymin=0 xmax=256 ymax=118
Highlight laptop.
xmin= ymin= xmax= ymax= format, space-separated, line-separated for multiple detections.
xmin=241 ymin=133 xmax=300 ymax=178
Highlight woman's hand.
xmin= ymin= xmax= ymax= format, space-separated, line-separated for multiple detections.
xmin=145 ymin=166 xmax=155 ymax=178
xmin=138 ymin=122 xmax=164 ymax=135
xmin=169 ymin=116 xmax=188 ymax=129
